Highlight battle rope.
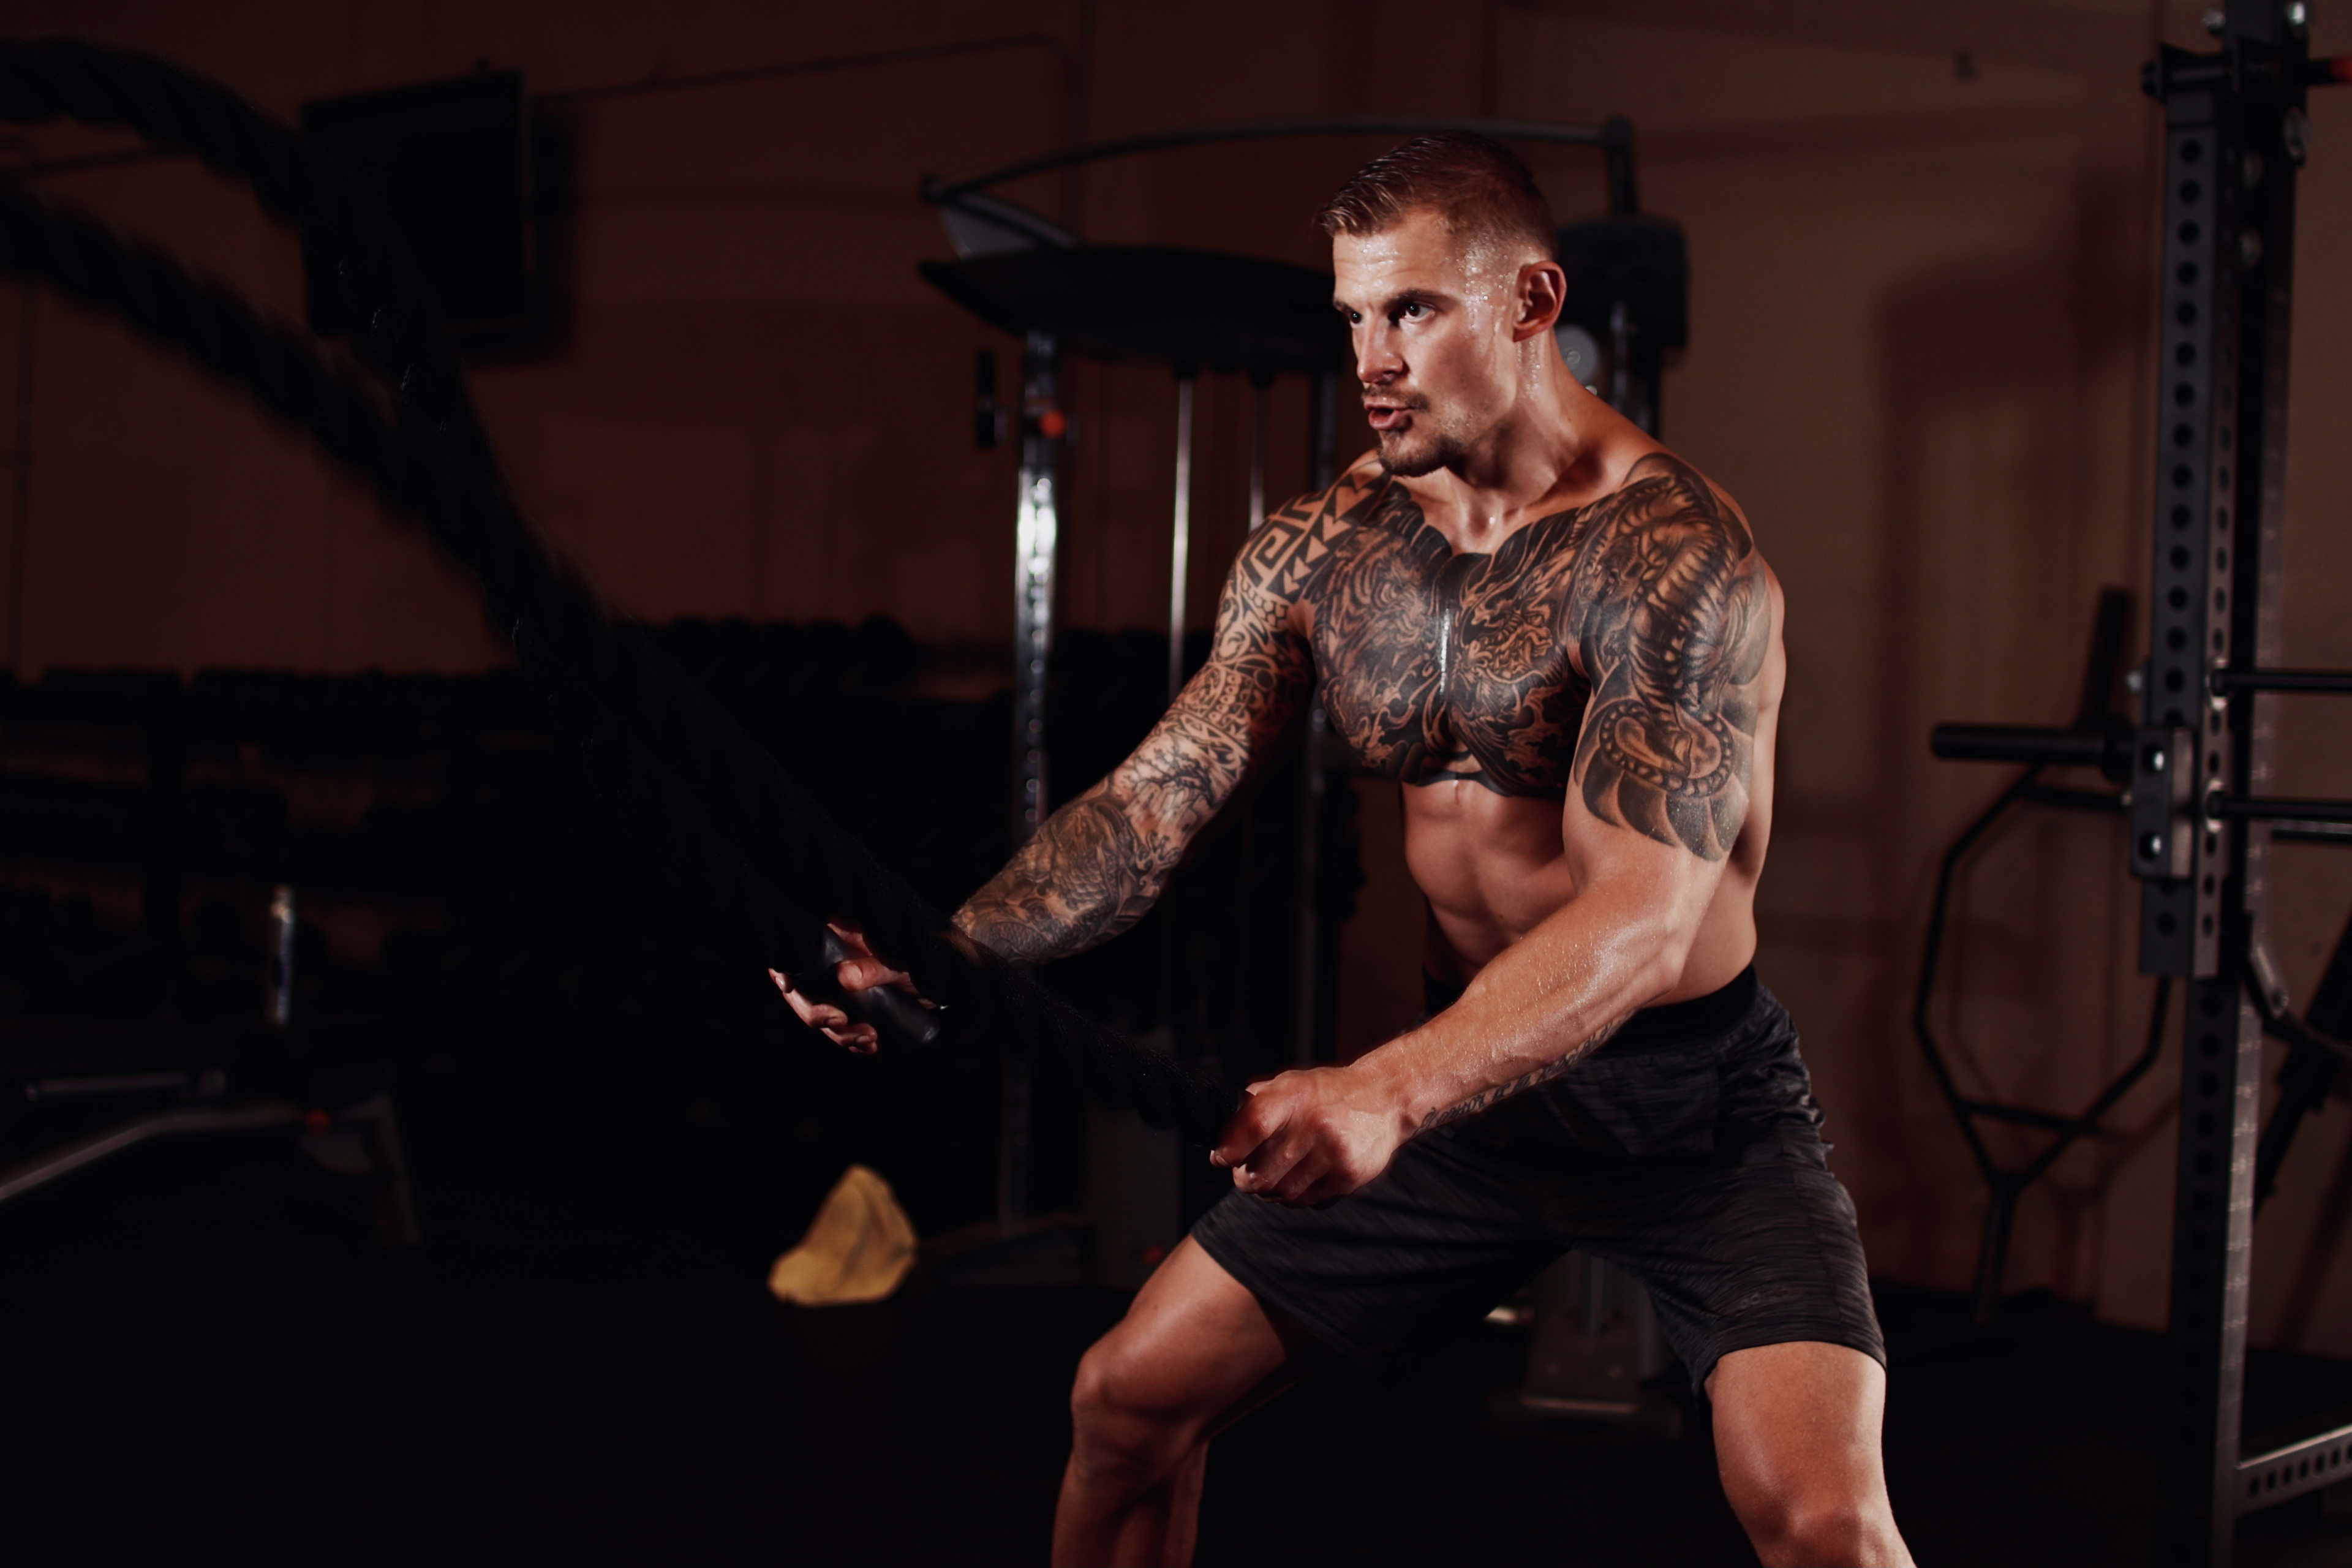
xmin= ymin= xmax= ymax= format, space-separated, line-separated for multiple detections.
xmin=0 ymin=39 xmax=1238 ymax=1143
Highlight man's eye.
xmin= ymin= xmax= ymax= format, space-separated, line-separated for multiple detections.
xmin=1400 ymin=303 xmax=1425 ymax=319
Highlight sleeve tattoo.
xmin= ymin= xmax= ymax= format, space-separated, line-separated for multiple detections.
xmin=953 ymin=524 xmax=1316 ymax=965
xmin=1569 ymin=456 xmax=1772 ymax=862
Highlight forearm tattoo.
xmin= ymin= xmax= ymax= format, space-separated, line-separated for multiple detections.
xmin=954 ymin=557 xmax=1313 ymax=964
xmin=1415 ymin=1016 xmax=1627 ymax=1132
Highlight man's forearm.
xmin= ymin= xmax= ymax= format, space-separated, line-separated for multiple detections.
xmin=1351 ymin=876 xmax=1699 ymax=1134
xmin=952 ymin=783 xmax=1174 ymax=965
xmin=951 ymin=651 xmax=1294 ymax=966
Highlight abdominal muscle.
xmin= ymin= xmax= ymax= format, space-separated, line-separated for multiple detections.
xmin=1401 ymin=780 xmax=1763 ymax=1006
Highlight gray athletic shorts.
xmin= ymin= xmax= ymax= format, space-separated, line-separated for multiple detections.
xmin=1190 ymin=968 xmax=1885 ymax=1396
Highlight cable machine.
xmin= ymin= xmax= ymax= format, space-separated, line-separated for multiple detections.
xmin=1928 ymin=4 xmax=2352 ymax=1559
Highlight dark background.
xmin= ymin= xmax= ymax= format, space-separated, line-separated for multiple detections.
xmin=1 ymin=1 xmax=2350 ymax=1561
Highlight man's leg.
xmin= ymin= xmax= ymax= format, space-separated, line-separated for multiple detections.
xmin=1708 ymin=1341 xmax=1913 ymax=1567
xmin=1055 ymin=1235 xmax=1316 ymax=1568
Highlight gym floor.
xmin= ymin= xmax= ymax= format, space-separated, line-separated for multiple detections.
xmin=6 ymin=1130 xmax=2348 ymax=1567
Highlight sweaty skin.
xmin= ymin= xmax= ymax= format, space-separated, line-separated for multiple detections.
xmin=777 ymin=200 xmax=1907 ymax=1568
xmin=780 ymin=208 xmax=1785 ymax=1191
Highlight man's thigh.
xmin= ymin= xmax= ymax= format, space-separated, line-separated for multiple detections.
xmin=1708 ymin=1341 xmax=1903 ymax=1550
xmin=1082 ymin=1236 xmax=1319 ymax=1433
xmin=1188 ymin=1130 xmax=1556 ymax=1366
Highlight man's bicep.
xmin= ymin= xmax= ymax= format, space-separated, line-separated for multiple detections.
xmin=1142 ymin=522 xmax=1315 ymax=769
xmin=1208 ymin=521 xmax=1317 ymax=739
xmin=1566 ymin=467 xmax=1772 ymax=863
xmin=1110 ymin=535 xmax=1313 ymax=823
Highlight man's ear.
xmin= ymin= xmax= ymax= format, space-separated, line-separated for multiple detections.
xmin=1512 ymin=260 xmax=1567 ymax=342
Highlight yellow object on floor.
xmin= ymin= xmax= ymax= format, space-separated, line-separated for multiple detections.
xmin=767 ymin=1164 xmax=917 ymax=1306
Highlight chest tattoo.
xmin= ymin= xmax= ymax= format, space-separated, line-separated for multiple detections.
xmin=1237 ymin=453 xmax=1770 ymax=861
xmin=1238 ymin=472 xmax=1590 ymax=794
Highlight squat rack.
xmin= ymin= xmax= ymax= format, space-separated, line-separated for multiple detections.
xmin=1929 ymin=3 xmax=2352 ymax=1560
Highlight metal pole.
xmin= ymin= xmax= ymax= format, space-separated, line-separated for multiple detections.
xmin=1012 ymin=330 xmax=1063 ymax=847
xmin=1002 ymin=328 xmax=1063 ymax=1232
xmin=0 ymin=1103 xmax=302 ymax=1207
xmin=1166 ymin=368 xmax=1196 ymax=703
xmin=1607 ymin=300 xmax=1632 ymax=420
xmin=1293 ymin=369 xmax=1339 ymax=1065
xmin=6 ymin=280 xmax=31 ymax=676
xmin=1158 ymin=368 xmax=1199 ymax=1043
xmin=1234 ymin=375 xmax=1271 ymax=1052
xmin=268 ymin=883 xmax=296 ymax=1028
xmin=2144 ymin=7 xmax=2301 ymax=1558
xmin=1248 ymin=374 xmax=1268 ymax=530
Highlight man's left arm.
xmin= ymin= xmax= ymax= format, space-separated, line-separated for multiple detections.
xmin=1216 ymin=461 xmax=1773 ymax=1205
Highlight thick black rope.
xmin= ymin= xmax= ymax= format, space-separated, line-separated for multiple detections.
xmin=0 ymin=39 xmax=1237 ymax=1142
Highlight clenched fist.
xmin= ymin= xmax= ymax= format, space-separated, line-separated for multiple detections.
xmin=1212 ymin=1063 xmax=1413 ymax=1207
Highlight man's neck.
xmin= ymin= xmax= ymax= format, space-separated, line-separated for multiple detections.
xmin=1402 ymin=372 xmax=1634 ymax=550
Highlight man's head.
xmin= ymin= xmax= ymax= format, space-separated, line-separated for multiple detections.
xmin=1318 ymin=134 xmax=1566 ymax=478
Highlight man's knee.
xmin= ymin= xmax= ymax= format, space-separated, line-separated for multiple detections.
xmin=1711 ymin=1341 xmax=1907 ymax=1566
xmin=1736 ymin=1490 xmax=1898 ymax=1567
xmin=1068 ymin=1335 xmax=1200 ymax=1485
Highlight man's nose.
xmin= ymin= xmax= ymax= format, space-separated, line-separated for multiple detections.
xmin=1355 ymin=323 xmax=1400 ymax=388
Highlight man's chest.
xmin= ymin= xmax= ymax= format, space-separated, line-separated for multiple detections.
xmin=1281 ymin=503 xmax=1593 ymax=797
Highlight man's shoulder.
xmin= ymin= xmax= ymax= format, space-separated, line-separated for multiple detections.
xmin=1235 ymin=455 xmax=1404 ymax=603
xmin=1576 ymin=447 xmax=1780 ymax=658
xmin=1600 ymin=449 xmax=1753 ymax=543
xmin=1267 ymin=453 xmax=1397 ymax=536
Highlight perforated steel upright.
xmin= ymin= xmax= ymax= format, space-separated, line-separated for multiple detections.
xmin=2142 ymin=5 xmax=2306 ymax=1561
xmin=1003 ymin=328 xmax=1063 ymax=1229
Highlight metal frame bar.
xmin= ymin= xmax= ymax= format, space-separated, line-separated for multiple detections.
xmin=1011 ymin=330 xmax=1062 ymax=850
xmin=1910 ymin=770 xmax=2174 ymax=1322
xmin=2212 ymin=667 xmax=2352 ymax=693
xmin=1911 ymin=12 xmax=2346 ymax=1553
xmin=1000 ymin=328 xmax=1063 ymax=1232
xmin=1291 ymin=372 xmax=1339 ymax=1068
xmin=929 ymin=114 xmax=1609 ymax=202
xmin=2214 ymin=795 xmax=2352 ymax=824
xmin=2144 ymin=5 xmax=2340 ymax=1559
xmin=1915 ymin=587 xmax=2175 ymax=1322
xmin=0 ymin=1101 xmax=297 ymax=1205
xmin=1166 ymin=369 xmax=1195 ymax=705
xmin=2238 ymin=1422 xmax=2352 ymax=1509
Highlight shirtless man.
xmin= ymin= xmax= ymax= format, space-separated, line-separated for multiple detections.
xmin=781 ymin=134 xmax=1909 ymax=1567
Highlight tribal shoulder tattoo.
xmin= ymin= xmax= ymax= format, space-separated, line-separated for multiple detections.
xmin=1561 ymin=454 xmax=1771 ymax=861
xmin=953 ymin=450 xmax=1771 ymax=964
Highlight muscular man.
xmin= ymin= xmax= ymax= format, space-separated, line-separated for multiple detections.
xmin=780 ymin=133 xmax=1910 ymax=1567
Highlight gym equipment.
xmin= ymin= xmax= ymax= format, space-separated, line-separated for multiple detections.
xmin=1915 ymin=589 xmax=2173 ymax=1325
xmin=1929 ymin=5 xmax=2352 ymax=1558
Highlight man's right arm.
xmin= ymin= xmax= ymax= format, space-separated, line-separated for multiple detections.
xmin=954 ymin=526 xmax=1316 ymax=965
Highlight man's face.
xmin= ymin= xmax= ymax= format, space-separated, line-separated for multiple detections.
xmin=1332 ymin=208 xmax=1527 ymax=478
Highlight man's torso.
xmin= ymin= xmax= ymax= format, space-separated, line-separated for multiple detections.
xmin=1237 ymin=447 xmax=1783 ymax=995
